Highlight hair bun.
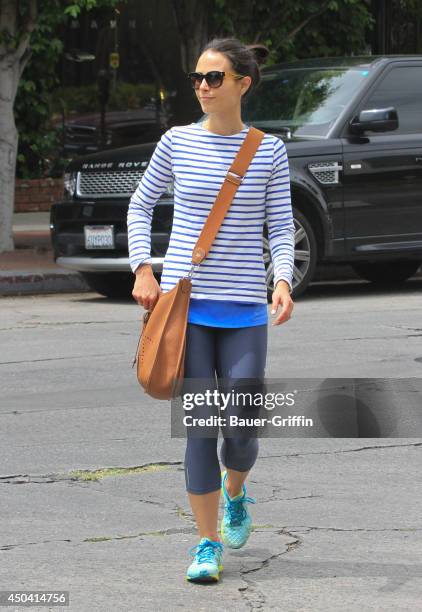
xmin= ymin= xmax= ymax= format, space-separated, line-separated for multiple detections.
xmin=246 ymin=43 xmax=270 ymax=66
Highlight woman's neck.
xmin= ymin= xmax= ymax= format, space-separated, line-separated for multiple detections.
xmin=203 ymin=115 xmax=246 ymax=136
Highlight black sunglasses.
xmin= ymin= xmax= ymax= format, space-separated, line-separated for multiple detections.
xmin=187 ymin=70 xmax=245 ymax=89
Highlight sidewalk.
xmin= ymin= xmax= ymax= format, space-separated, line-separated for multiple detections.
xmin=0 ymin=212 xmax=89 ymax=296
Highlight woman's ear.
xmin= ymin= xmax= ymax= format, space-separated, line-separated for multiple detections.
xmin=241 ymin=76 xmax=252 ymax=96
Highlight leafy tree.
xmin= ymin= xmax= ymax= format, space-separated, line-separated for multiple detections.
xmin=211 ymin=0 xmax=374 ymax=63
xmin=0 ymin=0 xmax=124 ymax=254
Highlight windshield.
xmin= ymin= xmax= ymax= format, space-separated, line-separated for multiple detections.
xmin=241 ymin=67 xmax=370 ymax=138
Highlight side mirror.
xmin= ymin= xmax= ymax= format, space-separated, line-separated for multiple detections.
xmin=349 ymin=106 xmax=398 ymax=134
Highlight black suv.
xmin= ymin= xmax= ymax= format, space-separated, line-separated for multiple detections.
xmin=50 ymin=55 xmax=422 ymax=298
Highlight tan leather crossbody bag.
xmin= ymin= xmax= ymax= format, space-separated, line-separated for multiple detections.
xmin=131 ymin=126 xmax=265 ymax=400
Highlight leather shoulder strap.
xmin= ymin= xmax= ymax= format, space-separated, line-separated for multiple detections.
xmin=190 ymin=126 xmax=265 ymax=265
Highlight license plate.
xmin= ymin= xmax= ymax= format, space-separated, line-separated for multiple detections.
xmin=84 ymin=225 xmax=115 ymax=250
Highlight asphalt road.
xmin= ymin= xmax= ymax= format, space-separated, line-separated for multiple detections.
xmin=1 ymin=278 xmax=422 ymax=611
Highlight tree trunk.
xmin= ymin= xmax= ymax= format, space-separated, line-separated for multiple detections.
xmin=0 ymin=0 xmax=36 ymax=254
xmin=0 ymin=61 xmax=20 ymax=253
xmin=170 ymin=0 xmax=212 ymax=124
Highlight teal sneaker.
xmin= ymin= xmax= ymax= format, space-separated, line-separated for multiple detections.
xmin=185 ymin=537 xmax=224 ymax=582
xmin=220 ymin=470 xmax=256 ymax=549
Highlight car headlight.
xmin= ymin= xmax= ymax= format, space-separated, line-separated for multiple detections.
xmin=63 ymin=171 xmax=77 ymax=199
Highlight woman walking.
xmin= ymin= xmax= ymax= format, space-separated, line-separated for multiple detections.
xmin=127 ymin=37 xmax=295 ymax=583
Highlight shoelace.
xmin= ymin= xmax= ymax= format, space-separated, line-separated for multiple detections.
xmin=189 ymin=539 xmax=224 ymax=563
xmin=226 ymin=494 xmax=256 ymax=526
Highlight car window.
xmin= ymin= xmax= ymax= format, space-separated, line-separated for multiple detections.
xmin=241 ymin=67 xmax=371 ymax=138
xmin=362 ymin=66 xmax=422 ymax=134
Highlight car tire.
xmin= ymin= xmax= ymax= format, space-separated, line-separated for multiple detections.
xmin=81 ymin=272 xmax=163 ymax=298
xmin=351 ymin=260 xmax=421 ymax=285
xmin=263 ymin=208 xmax=317 ymax=301
xmin=80 ymin=272 xmax=135 ymax=298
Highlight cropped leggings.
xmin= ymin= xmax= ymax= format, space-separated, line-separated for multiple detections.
xmin=182 ymin=322 xmax=268 ymax=495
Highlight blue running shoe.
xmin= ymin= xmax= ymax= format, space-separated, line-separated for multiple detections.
xmin=185 ymin=537 xmax=224 ymax=582
xmin=220 ymin=470 xmax=256 ymax=549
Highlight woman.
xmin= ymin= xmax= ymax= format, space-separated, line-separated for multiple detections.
xmin=127 ymin=37 xmax=295 ymax=583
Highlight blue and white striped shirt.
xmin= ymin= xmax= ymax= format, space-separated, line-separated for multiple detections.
xmin=127 ymin=122 xmax=295 ymax=304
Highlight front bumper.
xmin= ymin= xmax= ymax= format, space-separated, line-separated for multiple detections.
xmin=56 ymin=256 xmax=165 ymax=273
xmin=50 ymin=197 xmax=173 ymax=273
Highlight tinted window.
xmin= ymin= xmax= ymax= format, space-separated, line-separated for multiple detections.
xmin=241 ymin=67 xmax=370 ymax=138
xmin=363 ymin=66 xmax=422 ymax=134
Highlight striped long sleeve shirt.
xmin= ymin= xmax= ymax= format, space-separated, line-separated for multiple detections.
xmin=127 ymin=122 xmax=295 ymax=304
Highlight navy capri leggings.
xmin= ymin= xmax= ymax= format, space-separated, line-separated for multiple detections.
xmin=182 ymin=322 xmax=268 ymax=495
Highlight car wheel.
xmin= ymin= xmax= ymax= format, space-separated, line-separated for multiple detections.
xmin=351 ymin=260 xmax=421 ymax=285
xmin=263 ymin=208 xmax=317 ymax=301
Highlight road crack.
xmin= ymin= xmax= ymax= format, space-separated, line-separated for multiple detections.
xmin=238 ymin=528 xmax=301 ymax=610
xmin=0 ymin=461 xmax=184 ymax=484
xmin=260 ymin=442 xmax=422 ymax=460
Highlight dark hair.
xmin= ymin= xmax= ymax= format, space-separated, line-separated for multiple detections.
xmin=199 ymin=37 xmax=270 ymax=100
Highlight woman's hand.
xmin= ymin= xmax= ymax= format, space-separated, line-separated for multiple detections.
xmin=270 ymin=279 xmax=294 ymax=326
xmin=132 ymin=264 xmax=162 ymax=310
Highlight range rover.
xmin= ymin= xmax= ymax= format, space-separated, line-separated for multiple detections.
xmin=50 ymin=55 xmax=422 ymax=298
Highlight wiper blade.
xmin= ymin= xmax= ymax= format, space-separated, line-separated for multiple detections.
xmin=248 ymin=122 xmax=293 ymax=137
xmin=264 ymin=125 xmax=292 ymax=135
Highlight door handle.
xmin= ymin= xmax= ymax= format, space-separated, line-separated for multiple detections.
xmin=416 ymin=157 xmax=422 ymax=162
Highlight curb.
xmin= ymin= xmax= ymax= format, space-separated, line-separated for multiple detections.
xmin=1 ymin=259 xmax=420 ymax=298
xmin=0 ymin=269 xmax=90 ymax=297
xmin=13 ymin=230 xmax=52 ymax=250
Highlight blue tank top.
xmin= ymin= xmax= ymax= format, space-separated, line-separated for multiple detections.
xmin=187 ymin=298 xmax=268 ymax=328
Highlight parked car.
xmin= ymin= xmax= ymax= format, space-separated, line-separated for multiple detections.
xmin=51 ymin=102 xmax=169 ymax=156
xmin=50 ymin=55 xmax=422 ymax=299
